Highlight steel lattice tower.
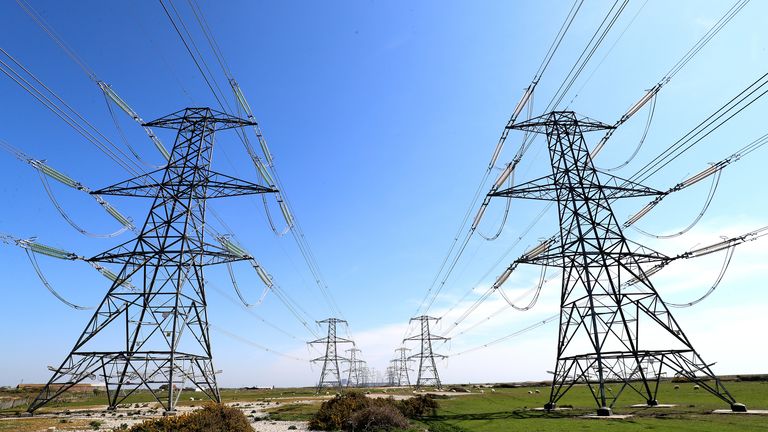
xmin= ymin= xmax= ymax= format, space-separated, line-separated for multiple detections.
xmin=490 ymin=111 xmax=745 ymax=415
xmin=309 ymin=318 xmax=353 ymax=392
xmin=390 ymin=347 xmax=411 ymax=386
xmin=385 ymin=366 xmax=396 ymax=386
xmin=27 ymin=108 xmax=275 ymax=413
xmin=344 ymin=347 xmax=365 ymax=388
xmin=404 ymin=316 xmax=447 ymax=389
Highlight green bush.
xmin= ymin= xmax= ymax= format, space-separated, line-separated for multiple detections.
xmin=350 ymin=405 xmax=408 ymax=431
xmin=396 ymin=395 xmax=438 ymax=418
xmin=309 ymin=391 xmax=439 ymax=431
xmin=310 ymin=391 xmax=370 ymax=430
xmin=128 ymin=403 xmax=251 ymax=432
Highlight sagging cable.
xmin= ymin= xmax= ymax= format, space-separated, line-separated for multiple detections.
xmin=489 ymin=86 xmax=533 ymax=168
xmin=497 ymin=264 xmax=547 ymax=311
xmin=217 ymin=235 xmax=276 ymax=288
xmin=210 ymin=323 xmax=308 ymax=362
xmin=667 ymin=244 xmax=735 ymax=308
xmin=592 ymin=84 xmax=662 ymax=159
xmin=98 ymin=81 xmax=171 ymax=161
xmin=634 ymin=168 xmax=721 ymax=239
xmin=451 ymin=315 xmax=559 ymax=356
xmin=474 ymin=94 xmax=535 ymax=236
xmin=25 ymin=249 xmax=93 ymax=310
xmin=261 ymin=194 xmax=291 ymax=237
xmin=601 ymin=93 xmax=657 ymax=171
xmin=478 ymin=168 xmax=514 ymax=241
xmin=451 ymin=270 xmax=561 ymax=338
xmin=682 ymin=226 xmax=768 ymax=258
xmin=591 ymin=0 xmax=748 ymax=161
xmin=37 ymin=170 xmax=129 ymax=238
xmin=8 ymin=147 xmax=135 ymax=231
xmin=101 ymin=90 xmax=164 ymax=169
xmin=226 ymin=261 xmax=269 ymax=308
xmin=627 ymin=225 xmax=768 ymax=286
xmin=216 ymin=234 xmax=318 ymax=337
xmin=624 ymin=161 xmax=728 ymax=229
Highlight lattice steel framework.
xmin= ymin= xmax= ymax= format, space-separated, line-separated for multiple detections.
xmin=390 ymin=347 xmax=412 ymax=387
xmin=385 ymin=366 xmax=396 ymax=386
xmin=404 ymin=316 xmax=447 ymax=389
xmin=491 ymin=111 xmax=745 ymax=415
xmin=28 ymin=108 xmax=275 ymax=413
xmin=309 ymin=318 xmax=352 ymax=392
xmin=344 ymin=347 xmax=365 ymax=388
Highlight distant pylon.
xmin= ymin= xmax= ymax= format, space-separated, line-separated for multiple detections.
xmin=390 ymin=347 xmax=412 ymax=386
xmin=385 ymin=366 xmax=396 ymax=386
xmin=490 ymin=110 xmax=745 ymax=415
xmin=27 ymin=108 xmax=275 ymax=413
xmin=404 ymin=316 xmax=447 ymax=389
xmin=309 ymin=318 xmax=353 ymax=392
xmin=344 ymin=347 xmax=365 ymax=388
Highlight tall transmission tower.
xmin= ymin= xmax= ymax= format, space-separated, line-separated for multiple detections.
xmin=344 ymin=347 xmax=365 ymax=388
xmin=390 ymin=347 xmax=412 ymax=386
xmin=490 ymin=111 xmax=745 ymax=415
xmin=27 ymin=108 xmax=275 ymax=413
xmin=309 ymin=318 xmax=353 ymax=392
xmin=403 ymin=316 xmax=447 ymax=389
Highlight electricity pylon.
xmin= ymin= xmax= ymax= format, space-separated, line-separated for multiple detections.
xmin=344 ymin=347 xmax=365 ymax=387
xmin=309 ymin=318 xmax=353 ymax=392
xmin=385 ymin=366 xmax=396 ymax=386
xmin=28 ymin=108 xmax=275 ymax=413
xmin=404 ymin=316 xmax=447 ymax=389
xmin=490 ymin=111 xmax=745 ymax=415
xmin=390 ymin=347 xmax=411 ymax=386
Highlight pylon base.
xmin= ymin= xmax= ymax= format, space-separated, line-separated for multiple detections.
xmin=597 ymin=406 xmax=613 ymax=416
xmin=731 ymin=403 xmax=747 ymax=412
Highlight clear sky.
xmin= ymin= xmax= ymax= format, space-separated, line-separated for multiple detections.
xmin=1 ymin=0 xmax=767 ymax=389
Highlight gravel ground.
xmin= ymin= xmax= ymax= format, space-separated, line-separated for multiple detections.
xmin=9 ymin=401 xmax=310 ymax=432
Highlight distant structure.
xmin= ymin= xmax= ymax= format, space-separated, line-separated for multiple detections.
xmin=404 ymin=316 xmax=447 ymax=389
xmin=344 ymin=347 xmax=366 ymax=388
xmin=390 ymin=347 xmax=412 ymax=386
xmin=385 ymin=366 xmax=396 ymax=386
xmin=27 ymin=108 xmax=275 ymax=414
xmin=489 ymin=111 xmax=746 ymax=415
xmin=309 ymin=318 xmax=353 ymax=392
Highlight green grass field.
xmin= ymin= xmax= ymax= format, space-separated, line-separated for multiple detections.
xmin=407 ymin=381 xmax=768 ymax=432
xmin=2 ymin=380 xmax=767 ymax=431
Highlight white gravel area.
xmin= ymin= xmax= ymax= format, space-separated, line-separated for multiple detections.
xmin=10 ymin=401 xmax=311 ymax=432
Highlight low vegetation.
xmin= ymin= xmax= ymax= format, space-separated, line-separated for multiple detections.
xmin=127 ymin=403 xmax=251 ymax=432
xmin=309 ymin=391 xmax=439 ymax=431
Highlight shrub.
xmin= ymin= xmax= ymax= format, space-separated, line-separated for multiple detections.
xmin=309 ymin=391 xmax=440 ymax=431
xmin=309 ymin=391 xmax=370 ymax=430
xmin=350 ymin=405 xmax=409 ymax=431
xmin=396 ymin=394 xmax=438 ymax=418
xmin=128 ymin=403 xmax=251 ymax=432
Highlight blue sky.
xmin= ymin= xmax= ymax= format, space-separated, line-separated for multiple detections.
xmin=1 ymin=0 xmax=768 ymax=389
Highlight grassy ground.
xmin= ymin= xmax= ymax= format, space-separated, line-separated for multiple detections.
xmin=410 ymin=381 xmax=768 ymax=431
xmin=2 ymin=380 xmax=767 ymax=431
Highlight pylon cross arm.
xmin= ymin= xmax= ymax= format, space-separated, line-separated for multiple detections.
xmin=92 ymin=170 xmax=275 ymax=198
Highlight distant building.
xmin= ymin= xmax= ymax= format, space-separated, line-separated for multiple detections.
xmin=17 ymin=383 xmax=106 ymax=392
